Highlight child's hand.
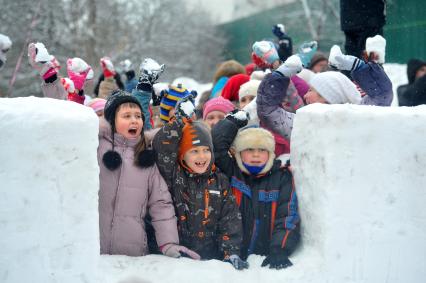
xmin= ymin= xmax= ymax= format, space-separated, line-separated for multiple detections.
xmin=276 ymin=55 xmax=303 ymax=77
xmin=225 ymin=254 xmax=249 ymax=270
xmin=261 ymin=253 xmax=293 ymax=269
xmin=161 ymin=243 xmax=201 ymax=260
xmin=175 ymin=95 xmax=196 ymax=122
xmin=297 ymin=41 xmax=317 ymax=67
xmin=328 ymin=45 xmax=363 ymax=71
xmin=27 ymin=42 xmax=57 ymax=79
xmin=138 ymin=58 xmax=165 ymax=86
xmin=67 ymin=58 xmax=92 ymax=90
xmin=272 ymin=23 xmax=286 ymax=39
xmin=225 ymin=109 xmax=249 ymax=129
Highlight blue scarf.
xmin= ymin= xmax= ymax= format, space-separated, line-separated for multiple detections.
xmin=243 ymin=162 xmax=266 ymax=175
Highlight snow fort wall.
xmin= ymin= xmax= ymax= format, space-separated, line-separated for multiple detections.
xmin=0 ymin=97 xmax=100 ymax=283
xmin=291 ymin=104 xmax=426 ymax=283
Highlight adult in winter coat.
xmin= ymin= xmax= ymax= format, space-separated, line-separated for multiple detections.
xmin=257 ymin=52 xmax=393 ymax=140
xmin=212 ymin=110 xmax=300 ymax=269
xmin=397 ymin=59 xmax=426 ymax=106
xmin=340 ymin=0 xmax=386 ymax=59
xmin=98 ymin=90 xmax=198 ymax=258
xmin=153 ymin=97 xmax=247 ymax=270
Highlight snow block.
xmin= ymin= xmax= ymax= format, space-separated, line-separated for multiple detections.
xmin=291 ymin=104 xmax=426 ymax=283
xmin=0 ymin=97 xmax=100 ymax=283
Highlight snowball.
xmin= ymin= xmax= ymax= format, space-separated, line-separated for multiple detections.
xmin=328 ymin=45 xmax=343 ymax=67
xmin=34 ymin=42 xmax=53 ymax=63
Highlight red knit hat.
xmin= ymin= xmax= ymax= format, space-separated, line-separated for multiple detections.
xmin=202 ymin=96 xmax=235 ymax=120
xmin=221 ymin=74 xmax=250 ymax=102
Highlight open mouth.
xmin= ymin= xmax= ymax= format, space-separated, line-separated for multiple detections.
xmin=128 ymin=128 xmax=138 ymax=135
xmin=194 ymin=161 xmax=207 ymax=168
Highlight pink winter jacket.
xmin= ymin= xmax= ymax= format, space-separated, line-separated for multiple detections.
xmin=98 ymin=118 xmax=178 ymax=256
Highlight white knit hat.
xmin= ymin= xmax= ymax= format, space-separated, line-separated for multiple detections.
xmin=310 ymin=71 xmax=361 ymax=104
xmin=233 ymin=127 xmax=276 ymax=175
xmin=238 ymin=80 xmax=261 ymax=102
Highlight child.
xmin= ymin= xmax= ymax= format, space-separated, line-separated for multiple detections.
xmin=212 ymin=110 xmax=300 ymax=269
xmin=153 ymin=96 xmax=248 ymax=270
xmin=202 ymin=96 xmax=235 ymax=129
xmin=98 ymin=90 xmax=199 ymax=258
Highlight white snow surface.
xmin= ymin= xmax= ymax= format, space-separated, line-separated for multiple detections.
xmin=1 ymin=64 xmax=425 ymax=283
xmin=291 ymin=103 xmax=426 ymax=283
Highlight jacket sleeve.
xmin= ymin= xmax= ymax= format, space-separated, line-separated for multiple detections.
xmin=41 ymin=78 xmax=67 ymax=100
xmin=217 ymin=175 xmax=243 ymax=257
xmin=211 ymin=118 xmax=239 ymax=178
xmin=94 ymin=74 xmax=104 ymax=97
xmin=148 ymin=164 xmax=179 ymax=247
xmin=114 ymin=73 xmax=125 ymax=90
xmin=352 ymin=62 xmax=393 ymax=106
xmin=270 ymin=168 xmax=300 ymax=257
xmin=132 ymin=88 xmax=152 ymax=130
xmin=256 ymin=73 xmax=295 ymax=140
xmin=152 ymin=121 xmax=182 ymax=188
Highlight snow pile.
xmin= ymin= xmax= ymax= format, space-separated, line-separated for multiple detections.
xmin=0 ymin=97 xmax=100 ymax=283
xmin=291 ymin=103 xmax=426 ymax=283
xmin=1 ymin=97 xmax=425 ymax=283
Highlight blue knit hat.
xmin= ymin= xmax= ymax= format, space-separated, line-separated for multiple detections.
xmin=160 ymin=85 xmax=196 ymax=122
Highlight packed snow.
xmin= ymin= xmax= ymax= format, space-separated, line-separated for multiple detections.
xmin=0 ymin=65 xmax=425 ymax=283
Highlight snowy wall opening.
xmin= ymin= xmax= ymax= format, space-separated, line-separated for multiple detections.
xmin=291 ymin=104 xmax=426 ymax=283
xmin=1 ymin=98 xmax=425 ymax=283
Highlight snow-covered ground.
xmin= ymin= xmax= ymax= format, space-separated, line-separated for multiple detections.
xmin=1 ymin=64 xmax=425 ymax=283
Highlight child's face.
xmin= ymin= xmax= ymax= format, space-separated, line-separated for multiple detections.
xmin=304 ymin=87 xmax=328 ymax=105
xmin=115 ymin=104 xmax=143 ymax=139
xmin=183 ymin=145 xmax=211 ymax=174
xmin=240 ymin=148 xmax=269 ymax=167
xmin=204 ymin=110 xmax=226 ymax=128
xmin=239 ymin=95 xmax=255 ymax=109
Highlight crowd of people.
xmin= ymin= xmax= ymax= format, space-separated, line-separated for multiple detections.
xmin=0 ymin=18 xmax=424 ymax=271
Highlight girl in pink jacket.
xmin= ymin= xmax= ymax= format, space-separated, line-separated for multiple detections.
xmin=98 ymin=90 xmax=199 ymax=258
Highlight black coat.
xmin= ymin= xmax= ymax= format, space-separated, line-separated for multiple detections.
xmin=398 ymin=75 xmax=426 ymax=106
xmin=212 ymin=118 xmax=300 ymax=260
xmin=340 ymin=0 xmax=386 ymax=31
xmin=153 ymin=120 xmax=243 ymax=259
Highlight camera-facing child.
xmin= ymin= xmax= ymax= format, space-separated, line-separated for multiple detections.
xmin=153 ymin=95 xmax=248 ymax=270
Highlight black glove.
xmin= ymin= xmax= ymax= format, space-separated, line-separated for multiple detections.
xmin=225 ymin=254 xmax=249 ymax=270
xmin=225 ymin=109 xmax=249 ymax=129
xmin=261 ymin=253 xmax=293 ymax=269
xmin=272 ymin=24 xmax=286 ymax=40
xmin=137 ymin=58 xmax=165 ymax=91
xmin=174 ymin=95 xmax=195 ymax=124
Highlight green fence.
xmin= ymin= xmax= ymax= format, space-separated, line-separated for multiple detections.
xmin=385 ymin=0 xmax=426 ymax=63
xmin=219 ymin=0 xmax=425 ymax=65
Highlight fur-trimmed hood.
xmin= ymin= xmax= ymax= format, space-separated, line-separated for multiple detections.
xmin=233 ymin=126 xmax=276 ymax=175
